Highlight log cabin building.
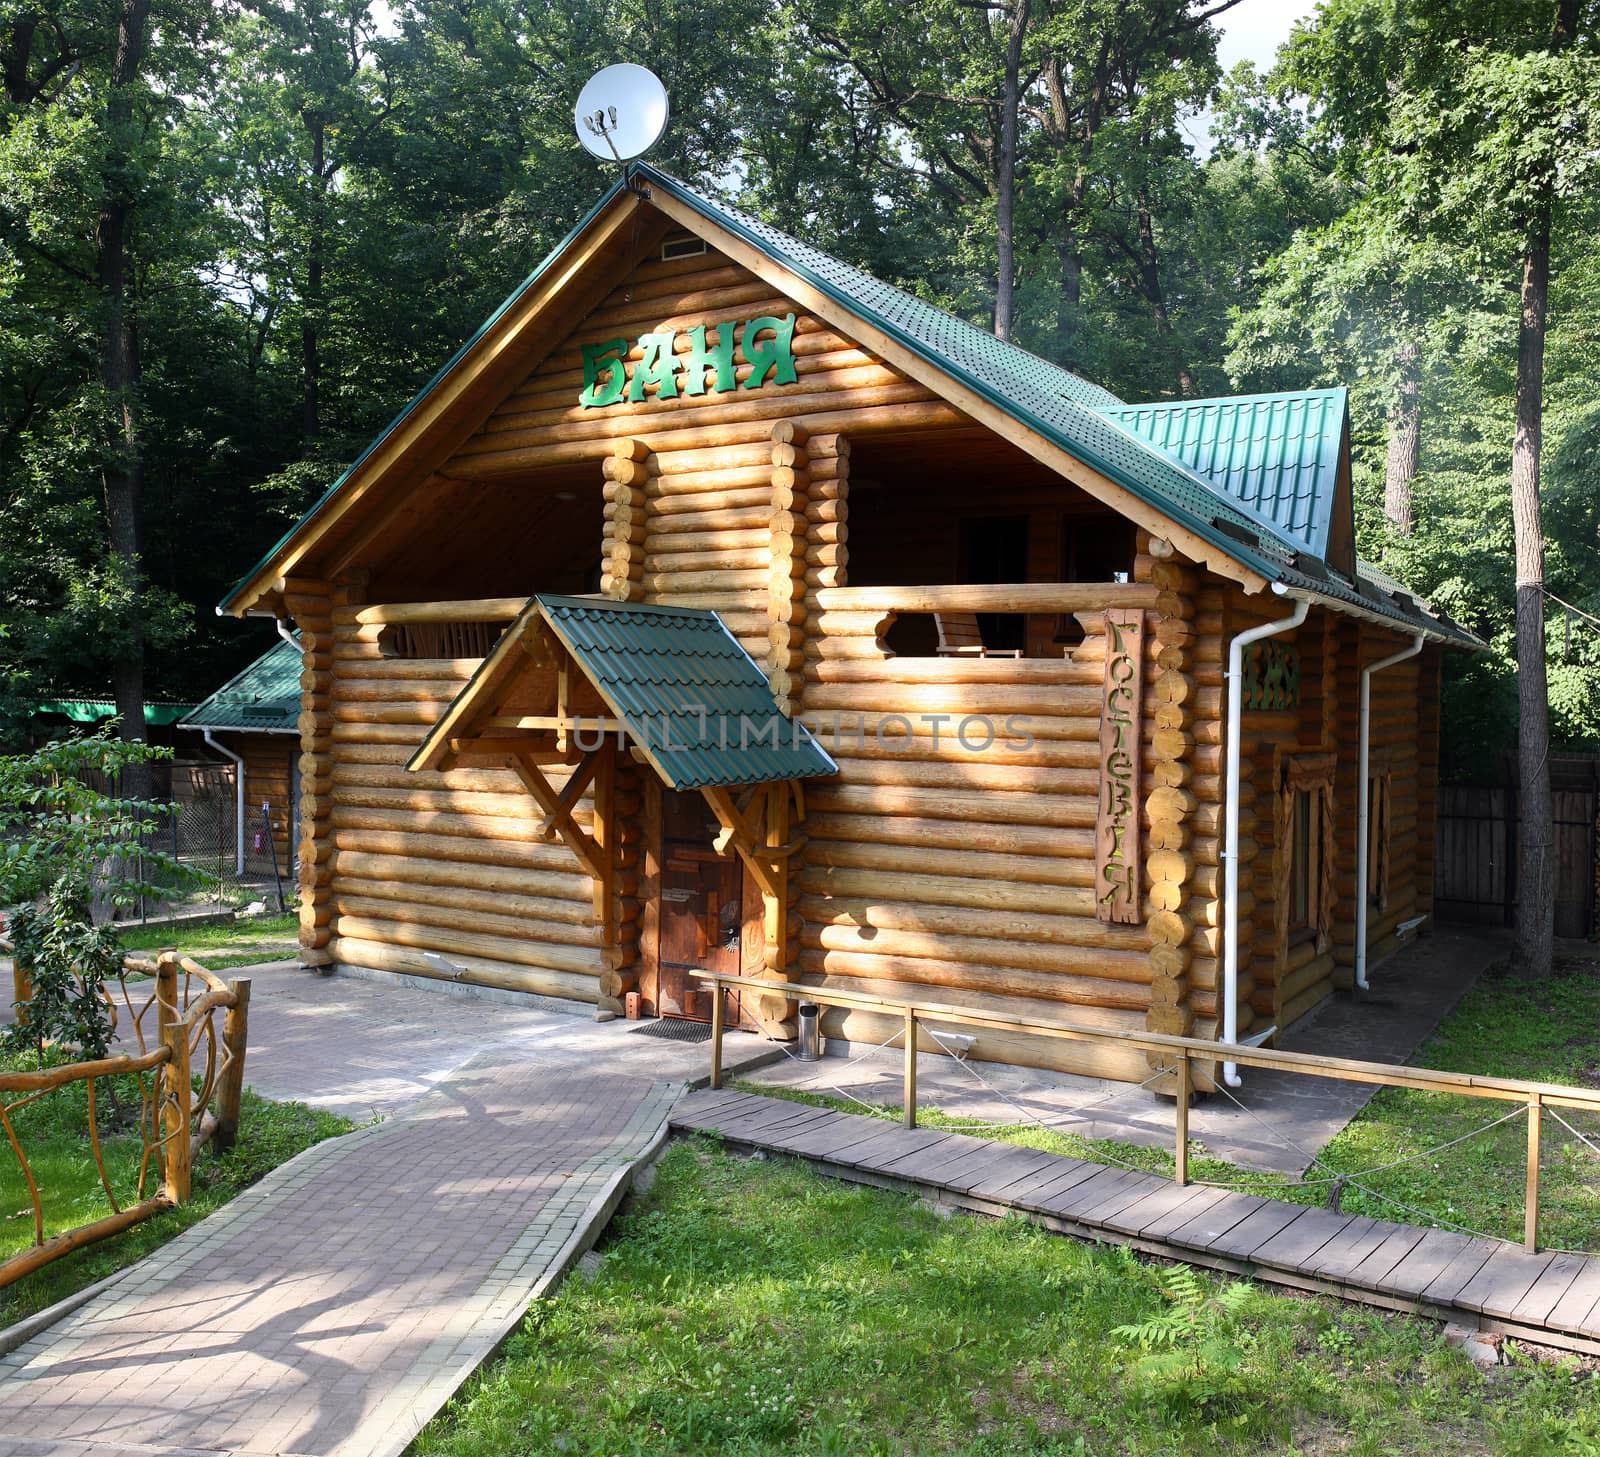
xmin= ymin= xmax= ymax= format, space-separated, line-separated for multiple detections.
xmin=221 ymin=164 xmax=1479 ymax=1086
xmin=179 ymin=638 xmax=302 ymax=875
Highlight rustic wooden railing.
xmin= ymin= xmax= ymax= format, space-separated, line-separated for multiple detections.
xmin=0 ymin=945 xmax=251 ymax=1288
xmin=692 ymin=969 xmax=1600 ymax=1254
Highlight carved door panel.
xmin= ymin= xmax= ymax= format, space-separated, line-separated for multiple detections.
xmin=657 ymin=789 xmax=743 ymax=1024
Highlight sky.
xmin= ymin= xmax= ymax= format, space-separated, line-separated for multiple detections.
xmin=1182 ymin=0 xmax=1323 ymax=151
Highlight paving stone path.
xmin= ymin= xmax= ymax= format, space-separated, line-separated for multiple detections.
xmin=0 ymin=1056 xmax=679 ymax=1457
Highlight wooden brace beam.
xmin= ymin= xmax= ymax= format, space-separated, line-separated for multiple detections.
xmin=701 ymin=785 xmax=781 ymax=898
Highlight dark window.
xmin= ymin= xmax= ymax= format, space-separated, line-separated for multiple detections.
xmin=1289 ymin=788 xmax=1321 ymax=942
xmin=957 ymin=516 xmax=1028 ymax=652
xmin=1063 ymin=517 xmax=1136 ymax=584
xmin=378 ymin=621 xmax=505 ymax=659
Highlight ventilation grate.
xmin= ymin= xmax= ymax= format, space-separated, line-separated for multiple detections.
xmin=628 ymin=1017 xmax=714 ymax=1043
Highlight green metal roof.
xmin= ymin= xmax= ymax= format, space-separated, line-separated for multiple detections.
xmin=35 ymin=700 xmax=195 ymax=727
xmin=178 ymin=638 xmax=302 ymax=733
xmin=535 ymin=596 xmax=836 ymax=790
xmin=1095 ymin=390 xmax=1348 ymax=563
xmin=222 ymin=161 xmax=1480 ymax=649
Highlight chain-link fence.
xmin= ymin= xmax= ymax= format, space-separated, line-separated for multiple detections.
xmin=132 ymin=761 xmax=296 ymax=920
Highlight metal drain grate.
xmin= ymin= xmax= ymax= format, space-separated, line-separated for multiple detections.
xmin=628 ymin=1018 xmax=714 ymax=1044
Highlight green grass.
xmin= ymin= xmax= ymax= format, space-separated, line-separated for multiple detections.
xmin=739 ymin=951 xmax=1600 ymax=1252
xmin=417 ymin=1140 xmax=1600 ymax=1457
xmin=0 ymin=1055 xmax=351 ymax=1328
xmin=117 ymin=910 xmax=300 ymax=958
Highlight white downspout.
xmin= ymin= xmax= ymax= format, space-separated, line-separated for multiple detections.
xmin=1355 ymin=633 xmax=1425 ymax=990
xmin=1223 ymin=588 xmax=1309 ymax=1087
xmin=202 ymin=728 xmax=247 ymax=877
xmin=276 ymin=619 xmax=304 ymax=654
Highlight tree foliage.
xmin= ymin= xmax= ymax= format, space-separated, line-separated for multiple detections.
xmin=0 ymin=0 xmax=1595 ymax=789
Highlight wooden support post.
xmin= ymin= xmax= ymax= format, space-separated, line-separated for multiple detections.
xmin=155 ymin=951 xmax=179 ymax=1045
xmin=1174 ymin=1054 xmax=1191 ymax=1186
xmin=710 ymin=982 xmax=725 ymax=1091
xmin=1526 ymin=1093 xmax=1542 ymax=1252
xmin=160 ymin=1019 xmax=192 ymax=1205
xmin=214 ymin=978 xmax=252 ymax=1153
xmin=903 ymin=1010 xmax=917 ymax=1129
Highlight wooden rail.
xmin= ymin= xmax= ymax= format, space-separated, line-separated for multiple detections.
xmin=693 ymin=970 xmax=1600 ymax=1252
xmin=0 ymin=945 xmax=252 ymax=1289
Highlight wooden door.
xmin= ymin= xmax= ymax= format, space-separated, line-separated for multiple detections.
xmin=657 ymin=789 xmax=743 ymax=1024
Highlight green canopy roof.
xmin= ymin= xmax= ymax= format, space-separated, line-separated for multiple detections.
xmin=411 ymin=596 xmax=837 ymax=791
xmin=35 ymin=700 xmax=195 ymax=727
xmin=178 ymin=638 xmax=302 ymax=733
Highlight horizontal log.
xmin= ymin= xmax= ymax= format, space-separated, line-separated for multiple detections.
xmin=797 ymin=949 xmax=1149 ymax=1012
xmin=332 ymin=915 xmax=604 ymax=978
xmin=332 ymin=935 xmax=599 ymax=1002
xmin=806 ymin=811 xmax=1093 ymax=858
xmin=807 ymin=838 xmax=1094 ymax=889
xmin=814 ymin=583 xmax=1161 ymax=615
xmin=800 ymin=864 xmax=1096 ymax=917
xmin=333 ymin=850 xmax=589 ymax=903
xmin=347 ymin=598 xmax=526 ymax=626
xmin=801 ymin=918 xmax=1150 ymax=975
xmin=329 ymin=806 xmax=593 ymax=855
xmin=801 ymin=895 xmax=1149 ymax=953
xmin=334 ymin=893 xmax=601 ymax=948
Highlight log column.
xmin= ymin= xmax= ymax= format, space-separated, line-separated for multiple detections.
xmin=601 ymin=439 xmax=653 ymax=602
xmin=1140 ymin=552 xmax=1200 ymax=1088
xmin=805 ymin=433 xmax=850 ymax=598
xmin=768 ymin=421 xmax=809 ymax=711
xmin=286 ymin=578 xmax=335 ymax=967
xmin=755 ymin=779 xmax=799 ymax=1038
xmin=599 ymin=744 xmax=644 ymax=1013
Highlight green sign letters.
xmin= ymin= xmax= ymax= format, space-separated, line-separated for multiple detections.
xmin=578 ymin=314 xmax=799 ymax=408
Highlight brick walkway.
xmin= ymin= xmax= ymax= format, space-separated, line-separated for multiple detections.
xmin=0 ymin=1056 xmax=679 ymax=1457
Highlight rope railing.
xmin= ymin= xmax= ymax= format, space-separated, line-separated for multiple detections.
xmin=0 ymin=942 xmax=252 ymax=1290
xmin=693 ymin=970 xmax=1600 ymax=1254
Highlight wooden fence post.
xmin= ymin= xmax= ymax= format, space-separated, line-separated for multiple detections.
xmin=903 ymin=1011 xmax=917 ymax=1130
xmin=160 ymin=1019 xmax=192 ymax=1204
xmin=1525 ymin=1093 xmax=1542 ymax=1253
xmin=1174 ymin=1053 xmax=1191 ymax=1187
xmin=214 ymin=978 xmax=251 ymax=1152
xmin=710 ymin=981 xmax=724 ymax=1091
xmin=155 ymin=950 xmax=180 ymax=1046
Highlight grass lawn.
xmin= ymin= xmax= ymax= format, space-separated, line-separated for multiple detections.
xmin=418 ymin=1139 xmax=1600 ymax=1457
xmin=740 ymin=950 xmax=1600 ymax=1253
xmin=0 ymin=1055 xmax=351 ymax=1328
xmin=117 ymin=911 xmax=301 ymax=971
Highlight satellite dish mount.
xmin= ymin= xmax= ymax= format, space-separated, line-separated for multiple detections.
xmin=574 ymin=65 xmax=670 ymax=171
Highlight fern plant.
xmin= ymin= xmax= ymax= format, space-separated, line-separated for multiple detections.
xmin=1112 ymin=1264 xmax=1264 ymax=1417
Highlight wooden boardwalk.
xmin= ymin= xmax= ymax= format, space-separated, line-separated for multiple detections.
xmin=671 ymin=1089 xmax=1600 ymax=1355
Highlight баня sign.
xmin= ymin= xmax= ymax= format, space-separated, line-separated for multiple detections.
xmin=578 ymin=314 xmax=799 ymax=407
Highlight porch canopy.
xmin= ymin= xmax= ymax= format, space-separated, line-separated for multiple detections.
xmin=409 ymin=594 xmax=836 ymax=930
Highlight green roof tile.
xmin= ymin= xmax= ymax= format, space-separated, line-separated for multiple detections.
xmin=179 ymin=638 xmax=302 ymax=732
xmin=535 ymin=596 xmax=836 ymax=790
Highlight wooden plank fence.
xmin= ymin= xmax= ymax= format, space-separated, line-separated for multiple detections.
xmin=1435 ymin=756 xmax=1599 ymax=938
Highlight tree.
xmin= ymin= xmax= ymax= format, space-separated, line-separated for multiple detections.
xmin=1269 ymin=0 xmax=1600 ymax=974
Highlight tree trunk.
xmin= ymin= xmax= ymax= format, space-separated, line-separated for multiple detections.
xmin=302 ymin=114 xmax=325 ymax=442
xmin=1384 ymin=335 xmax=1420 ymax=532
xmin=1135 ymin=189 xmax=1195 ymax=396
xmin=1056 ymin=175 xmax=1084 ymax=365
xmin=97 ymin=0 xmax=151 ymax=752
xmin=992 ymin=0 xmax=1029 ymax=342
xmin=1511 ymin=228 xmax=1554 ymax=979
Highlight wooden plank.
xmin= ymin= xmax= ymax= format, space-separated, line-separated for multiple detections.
xmin=730 ymin=1103 xmax=843 ymax=1140
xmin=1102 ymin=1181 xmax=1226 ymax=1240
xmin=954 ymin=1146 xmax=1062 ymax=1198
xmin=1140 ymin=1184 xmax=1231 ymax=1242
xmin=673 ymin=1089 xmax=757 ymax=1123
xmin=1309 ymin=1218 xmax=1393 ymax=1282
xmin=1344 ymin=1224 xmax=1428 ymax=1288
xmin=1545 ymin=1259 xmax=1600 ymax=1333
xmin=913 ymin=1139 xmax=1028 ymax=1192
xmin=963 ymin=1147 xmax=1065 ymax=1200
xmin=875 ymin=1131 xmax=974 ymax=1177
xmin=1249 ymin=1208 xmax=1356 ymax=1270
xmin=1510 ymin=1251 xmax=1591 ymax=1325
xmin=1204 ymin=1199 xmax=1311 ymax=1261
xmin=1166 ymin=1191 xmax=1267 ymax=1252
xmin=1042 ymin=1165 xmax=1155 ymax=1222
xmin=824 ymin=1123 xmax=947 ymax=1168
xmin=1421 ymin=1239 xmax=1502 ymax=1306
xmin=1373 ymin=1230 xmax=1482 ymax=1299
xmin=991 ymin=1157 xmax=1106 ymax=1212
xmin=780 ymin=1112 xmax=897 ymax=1157
xmin=1453 ymin=1245 xmax=1557 ymax=1318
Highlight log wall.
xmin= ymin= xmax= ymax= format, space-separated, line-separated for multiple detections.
xmin=231 ymin=733 xmax=297 ymax=868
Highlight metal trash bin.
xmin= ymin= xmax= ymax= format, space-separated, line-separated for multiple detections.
xmin=797 ymin=1002 xmax=823 ymax=1061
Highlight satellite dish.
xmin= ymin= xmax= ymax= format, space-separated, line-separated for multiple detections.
xmin=574 ymin=64 xmax=669 ymax=164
